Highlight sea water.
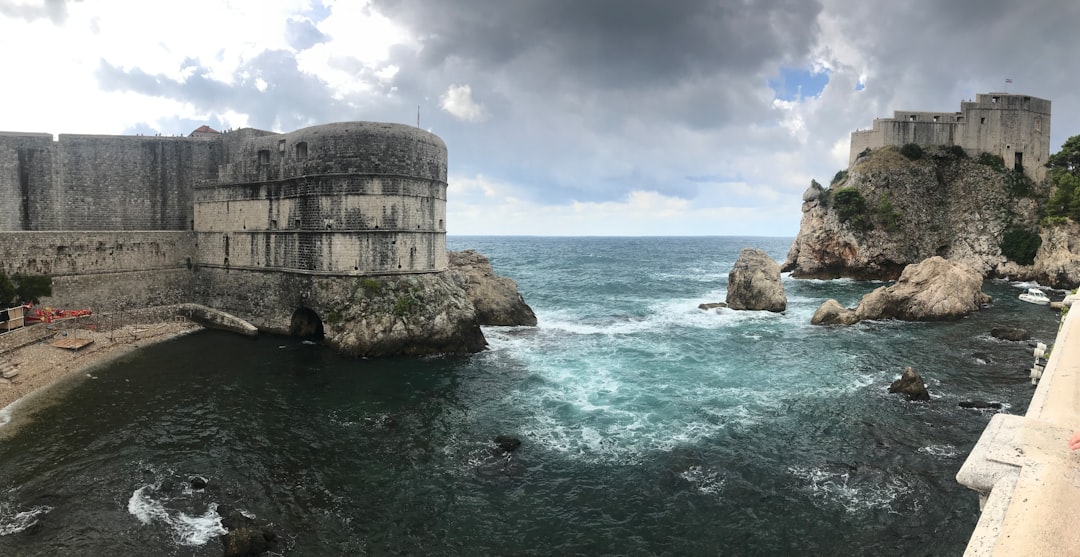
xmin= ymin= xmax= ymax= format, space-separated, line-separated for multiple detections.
xmin=0 ymin=236 xmax=1061 ymax=555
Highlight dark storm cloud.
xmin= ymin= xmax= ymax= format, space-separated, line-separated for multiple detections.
xmin=0 ymin=0 xmax=74 ymax=23
xmin=363 ymin=0 xmax=826 ymax=207
xmin=372 ymin=0 xmax=822 ymax=89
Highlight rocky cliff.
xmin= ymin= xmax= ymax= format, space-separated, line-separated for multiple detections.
xmin=1031 ymin=222 xmax=1080 ymax=288
xmin=322 ymin=250 xmax=536 ymax=357
xmin=783 ymin=146 xmax=1046 ymax=280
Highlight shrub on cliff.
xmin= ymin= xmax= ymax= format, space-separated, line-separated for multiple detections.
xmin=831 ymin=170 xmax=848 ymax=186
xmin=947 ymin=145 xmax=968 ymax=158
xmin=832 ymin=187 xmax=870 ymax=231
xmin=900 ymin=143 xmax=923 ymax=160
xmin=1000 ymin=227 xmax=1041 ymax=265
xmin=874 ymin=193 xmax=902 ymax=233
xmin=976 ymin=152 xmax=1006 ymax=171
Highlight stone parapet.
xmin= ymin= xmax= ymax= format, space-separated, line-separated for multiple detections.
xmin=957 ymin=307 xmax=1080 ymax=555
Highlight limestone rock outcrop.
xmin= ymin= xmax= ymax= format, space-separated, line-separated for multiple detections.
xmin=853 ymin=257 xmax=989 ymax=321
xmin=315 ymin=250 xmax=537 ymax=357
xmin=1031 ymin=222 xmax=1080 ymax=288
xmin=322 ymin=273 xmax=488 ymax=357
xmin=889 ymin=367 xmax=930 ymax=401
xmin=811 ymin=257 xmax=989 ymax=325
xmin=810 ymin=299 xmax=858 ymax=325
xmin=725 ymin=248 xmax=787 ymax=312
xmin=448 ymin=250 xmax=537 ymax=326
xmin=783 ymin=146 xmax=1045 ymax=280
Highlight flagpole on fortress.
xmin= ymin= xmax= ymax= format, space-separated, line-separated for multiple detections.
xmin=1005 ymin=78 xmax=1012 ymax=93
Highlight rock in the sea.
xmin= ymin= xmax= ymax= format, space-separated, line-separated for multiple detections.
xmin=991 ymin=327 xmax=1030 ymax=342
xmin=448 ymin=250 xmax=538 ymax=326
xmin=725 ymin=248 xmax=787 ymax=312
xmin=854 ymin=257 xmax=989 ymax=321
xmin=218 ymin=505 xmax=278 ymax=557
xmin=959 ymin=400 xmax=1003 ymax=410
xmin=494 ymin=435 xmax=522 ymax=453
xmin=698 ymin=302 xmax=727 ymax=311
xmin=889 ymin=367 xmax=930 ymax=401
xmin=190 ymin=476 xmax=208 ymax=490
xmin=810 ymin=299 xmax=859 ymax=325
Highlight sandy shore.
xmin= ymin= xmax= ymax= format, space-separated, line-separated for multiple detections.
xmin=0 ymin=321 xmax=203 ymax=415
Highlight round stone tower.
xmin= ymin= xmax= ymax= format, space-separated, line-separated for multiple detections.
xmin=194 ymin=122 xmax=448 ymax=274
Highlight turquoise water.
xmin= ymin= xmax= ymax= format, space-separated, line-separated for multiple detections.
xmin=0 ymin=236 xmax=1061 ymax=555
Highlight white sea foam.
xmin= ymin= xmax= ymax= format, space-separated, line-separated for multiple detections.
xmin=127 ymin=484 xmax=226 ymax=546
xmin=0 ymin=503 xmax=52 ymax=536
xmin=680 ymin=465 xmax=726 ymax=496
xmin=917 ymin=444 xmax=960 ymax=459
xmin=787 ymin=465 xmax=911 ymax=514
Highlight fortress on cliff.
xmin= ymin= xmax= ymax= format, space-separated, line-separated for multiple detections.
xmin=849 ymin=92 xmax=1051 ymax=181
xmin=0 ymin=122 xmax=449 ymax=336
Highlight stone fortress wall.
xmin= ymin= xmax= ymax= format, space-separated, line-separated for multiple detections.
xmin=850 ymin=93 xmax=1051 ymax=181
xmin=0 ymin=122 xmax=449 ymax=329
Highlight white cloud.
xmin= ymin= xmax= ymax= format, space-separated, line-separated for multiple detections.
xmin=447 ymin=173 xmax=797 ymax=236
xmin=440 ymin=84 xmax=487 ymax=122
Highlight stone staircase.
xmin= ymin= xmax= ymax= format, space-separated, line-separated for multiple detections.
xmin=0 ymin=359 xmax=18 ymax=383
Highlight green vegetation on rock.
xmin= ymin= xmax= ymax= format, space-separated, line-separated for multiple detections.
xmin=1045 ymin=135 xmax=1080 ymax=220
xmin=832 ymin=187 xmax=870 ymax=231
xmin=393 ymin=295 xmax=417 ymax=316
xmin=831 ymin=170 xmax=848 ymax=186
xmin=1000 ymin=227 xmax=1041 ymax=265
xmin=976 ymin=152 xmax=1006 ymax=171
xmin=0 ymin=273 xmax=52 ymax=306
xmin=900 ymin=143 xmax=923 ymax=161
xmin=874 ymin=192 xmax=902 ymax=233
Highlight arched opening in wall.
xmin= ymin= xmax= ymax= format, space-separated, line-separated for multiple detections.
xmin=289 ymin=307 xmax=324 ymax=339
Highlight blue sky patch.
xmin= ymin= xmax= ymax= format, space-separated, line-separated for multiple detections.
xmin=769 ymin=67 xmax=830 ymax=101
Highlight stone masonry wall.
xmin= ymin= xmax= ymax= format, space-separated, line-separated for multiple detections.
xmin=848 ymin=93 xmax=1051 ymax=181
xmin=0 ymin=231 xmax=196 ymax=311
xmin=0 ymin=133 xmax=54 ymax=231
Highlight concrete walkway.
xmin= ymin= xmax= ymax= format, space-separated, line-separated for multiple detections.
xmin=958 ymin=303 xmax=1080 ymax=556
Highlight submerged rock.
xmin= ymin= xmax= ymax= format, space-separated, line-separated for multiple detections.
xmin=698 ymin=302 xmax=727 ymax=311
xmin=959 ymin=400 xmax=1003 ymax=410
xmin=725 ymin=248 xmax=787 ymax=312
xmin=889 ymin=367 xmax=930 ymax=401
xmin=991 ymin=327 xmax=1030 ymax=342
xmin=494 ymin=435 xmax=522 ymax=453
xmin=218 ymin=505 xmax=279 ymax=557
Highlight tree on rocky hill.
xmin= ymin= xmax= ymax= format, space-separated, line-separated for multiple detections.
xmin=1045 ymin=135 xmax=1080 ymax=220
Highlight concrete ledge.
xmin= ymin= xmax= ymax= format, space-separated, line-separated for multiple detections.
xmin=958 ymin=305 xmax=1080 ymax=555
xmin=956 ymin=413 xmax=1025 ymax=509
xmin=177 ymin=304 xmax=258 ymax=336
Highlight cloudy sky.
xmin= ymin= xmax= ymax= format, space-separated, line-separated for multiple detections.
xmin=1 ymin=0 xmax=1077 ymax=236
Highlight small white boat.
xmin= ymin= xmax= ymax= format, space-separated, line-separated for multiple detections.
xmin=1018 ymin=288 xmax=1050 ymax=305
